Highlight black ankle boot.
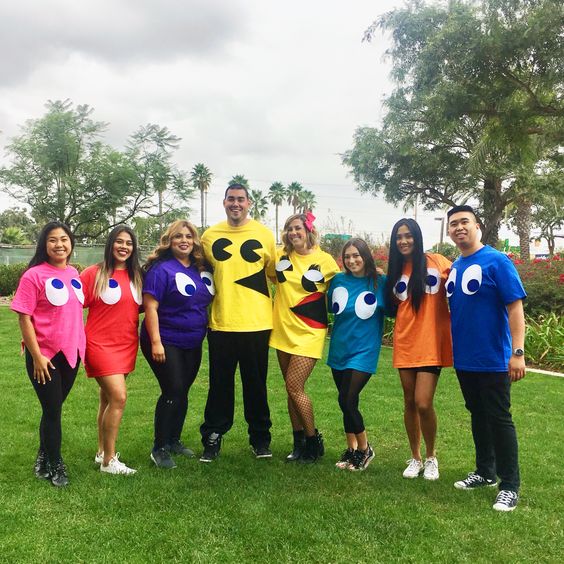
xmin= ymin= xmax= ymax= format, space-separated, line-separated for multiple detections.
xmin=285 ymin=430 xmax=306 ymax=462
xmin=299 ymin=431 xmax=323 ymax=464
xmin=34 ymin=449 xmax=50 ymax=479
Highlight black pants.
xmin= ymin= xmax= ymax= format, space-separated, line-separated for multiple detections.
xmin=200 ymin=330 xmax=272 ymax=448
xmin=141 ymin=340 xmax=202 ymax=450
xmin=457 ymin=370 xmax=520 ymax=492
xmin=332 ymin=368 xmax=370 ymax=435
xmin=26 ymin=350 xmax=79 ymax=464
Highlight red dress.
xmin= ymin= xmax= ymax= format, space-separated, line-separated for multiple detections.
xmin=80 ymin=266 xmax=141 ymax=377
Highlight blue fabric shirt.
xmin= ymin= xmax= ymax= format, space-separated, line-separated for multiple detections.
xmin=447 ymin=246 xmax=526 ymax=372
xmin=327 ymin=273 xmax=387 ymax=375
xmin=141 ymin=258 xmax=214 ymax=349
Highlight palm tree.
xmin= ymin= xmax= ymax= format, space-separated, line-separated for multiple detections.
xmin=229 ymin=174 xmax=250 ymax=189
xmin=268 ymin=181 xmax=286 ymax=243
xmin=190 ymin=163 xmax=213 ymax=228
xmin=249 ymin=189 xmax=268 ymax=220
xmin=298 ymin=189 xmax=317 ymax=213
xmin=286 ymin=182 xmax=303 ymax=214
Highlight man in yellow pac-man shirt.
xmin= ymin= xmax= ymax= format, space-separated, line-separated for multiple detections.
xmin=199 ymin=183 xmax=276 ymax=462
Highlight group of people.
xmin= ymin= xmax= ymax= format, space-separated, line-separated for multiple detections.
xmin=11 ymin=183 xmax=527 ymax=513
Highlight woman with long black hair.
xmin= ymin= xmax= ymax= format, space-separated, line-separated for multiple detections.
xmin=81 ymin=225 xmax=143 ymax=475
xmin=11 ymin=221 xmax=86 ymax=487
xmin=385 ymin=219 xmax=452 ymax=481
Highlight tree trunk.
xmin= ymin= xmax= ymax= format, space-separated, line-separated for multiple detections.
xmin=514 ymin=195 xmax=532 ymax=262
xmin=275 ymin=205 xmax=279 ymax=244
xmin=482 ymin=175 xmax=503 ymax=246
xmin=200 ymin=187 xmax=205 ymax=229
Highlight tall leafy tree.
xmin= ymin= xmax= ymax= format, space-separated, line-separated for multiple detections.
xmin=268 ymin=181 xmax=286 ymax=243
xmin=229 ymin=174 xmax=250 ymax=188
xmin=249 ymin=189 xmax=268 ymax=220
xmin=190 ymin=163 xmax=213 ymax=228
xmin=286 ymin=182 xmax=304 ymax=214
xmin=298 ymin=189 xmax=317 ymax=213
xmin=344 ymin=0 xmax=563 ymax=245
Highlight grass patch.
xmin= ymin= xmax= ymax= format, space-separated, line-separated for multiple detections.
xmin=0 ymin=307 xmax=562 ymax=563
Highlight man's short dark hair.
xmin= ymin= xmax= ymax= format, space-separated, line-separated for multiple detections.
xmin=224 ymin=183 xmax=249 ymax=199
xmin=447 ymin=205 xmax=480 ymax=223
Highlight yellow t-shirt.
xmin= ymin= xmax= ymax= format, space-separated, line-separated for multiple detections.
xmin=202 ymin=219 xmax=276 ymax=331
xmin=270 ymin=247 xmax=340 ymax=358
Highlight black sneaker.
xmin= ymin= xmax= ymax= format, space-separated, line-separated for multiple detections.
xmin=200 ymin=433 xmax=222 ymax=463
xmin=168 ymin=440 xmax=195 ymax=458
xmin=454 ymin=471 xmax=497 ymax=490
xmin=49 ymin=460 xmax=69 ymax=487
xmin=34 ymin=449 xmax=50 ymax=479
xmin=348 ymin=445 xmax=375 ymax=472
xmin=493 ymin=490 xmax=519 ymax=512
xmin=150 ymin=447 xmax=177 ymax=469
xmin=252 ymin=445 xmax=272 ymax=459
xmin=335 ymin=448 xmax=355 ymax=469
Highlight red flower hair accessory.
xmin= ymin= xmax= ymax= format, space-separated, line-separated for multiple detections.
xmin=304 ymin=211 xmax=316 ymax=232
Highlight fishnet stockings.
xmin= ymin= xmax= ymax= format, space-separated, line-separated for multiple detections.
xmin=277 ymin=350 xmax=317 ymax=436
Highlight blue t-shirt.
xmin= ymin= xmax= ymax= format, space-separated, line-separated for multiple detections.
xmin=141 ymin=258 xmax=214 ymax=349
xmin=447 ymin=246 xmax=526 ymax=372
xmin=327 ymin=273 xmax=387 ymax=374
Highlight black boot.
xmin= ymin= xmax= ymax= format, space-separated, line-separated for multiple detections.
xmin=285 ymin=430 xmax=306 ymax=462
xmin=299 ymin=431 xmax=323 ymax=464
xmin=49 ymin=459 xmax=69 ymax=487
xmin=34 ymin=449 xmax=50 ymax=479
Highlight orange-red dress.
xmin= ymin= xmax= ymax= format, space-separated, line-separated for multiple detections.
xmin=80 ymin=266 xmax=141 ymax=377
xmin=392 ymin=253 xmax=453 ymax=369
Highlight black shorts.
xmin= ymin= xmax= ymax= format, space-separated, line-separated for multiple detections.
xmin=402 ymin=366 xmax=442 ymax=376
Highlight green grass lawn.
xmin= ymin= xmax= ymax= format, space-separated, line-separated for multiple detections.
xmin=0 ymin=307 xmax=562 ymax=563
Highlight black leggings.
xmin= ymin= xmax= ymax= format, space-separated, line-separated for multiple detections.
xmin=141 ymin=340 xmax=202 ymax=450
xmin=26 ymin=350 xmax=79 ymax=464
xmin=332 ymin=368 xmax=371 ymax=435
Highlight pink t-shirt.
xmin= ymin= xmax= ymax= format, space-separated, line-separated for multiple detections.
xmin=11 ymin=262 xmax=86 ymax=368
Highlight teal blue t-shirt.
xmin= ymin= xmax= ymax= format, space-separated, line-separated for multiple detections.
xmin=327 ymin=273 xmax=387 ymax=374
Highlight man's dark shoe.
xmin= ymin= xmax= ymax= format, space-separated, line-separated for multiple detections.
xmin=49 ymin=460 xmax=69 ymax=487
xmin=200 ymin=433 xmax=222 ymax=463
xmin=168 ymin=440 xmax=195 ymax=458
xmin=151 ymin=447 xmax=177 ymax=469
xmin=252 ymin=445 xmax=272 ymax=459
xmin=34 ymin=449 xmax=50 ymax=479
xmin=454 ymin=471 xmax=497 ymax=490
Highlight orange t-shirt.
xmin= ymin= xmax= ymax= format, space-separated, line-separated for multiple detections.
xmin=392 ymin=253 xmax=453 ymax=368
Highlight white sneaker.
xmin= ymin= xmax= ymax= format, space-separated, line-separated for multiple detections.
xmin=94 ymin=452 xmax=104 ymax=464
xmin=403 ymin=458 xmax=423 ymax=478
xmin=423 ymin=457 xmax=439 ymax=480
xmin=100 ymin=453 xmax=137 ymax=475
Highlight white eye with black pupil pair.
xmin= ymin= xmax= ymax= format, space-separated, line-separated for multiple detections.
xmin=446 ymin=265 xmax=482 ymax=297
xmin=331 ymin=287 xmax=377 ymax=319
xmin=46 ymin=278 xmax=84 ymax=306
xmin=175 ymin=272 xmax=215 ymax=297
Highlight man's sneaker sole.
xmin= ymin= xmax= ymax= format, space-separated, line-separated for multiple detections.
xmin=150 ymin=453 xmax=176 ymax=469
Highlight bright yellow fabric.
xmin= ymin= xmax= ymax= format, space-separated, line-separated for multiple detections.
xmin=270 ymin=247 xmax=340 ymax=358
xmin=202 ymin=220 xmax=276 ymax=331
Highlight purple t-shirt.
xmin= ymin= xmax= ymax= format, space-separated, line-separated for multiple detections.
xmin=11 ymin=262 xmax=86 ymax=368
xmin=141 ymin=258 xmax=214 ymax=349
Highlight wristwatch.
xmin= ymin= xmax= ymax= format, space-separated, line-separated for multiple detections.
xmin=513 ymin=348 xmax=524 ymax=356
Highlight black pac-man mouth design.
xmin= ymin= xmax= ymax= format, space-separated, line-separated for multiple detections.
xmin=290 ymin=292 xmax=328 ymax=329
xmin=212 ymin=238 xmax=270 ymax=297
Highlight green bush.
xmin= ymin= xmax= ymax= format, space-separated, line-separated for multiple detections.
xmin=514 ymin=256 xmax=564 ymax=318
xmin=0 ymin=263 xmax=27 ymax=296
xmin=525 ymin=313 xmax=564 ymax=371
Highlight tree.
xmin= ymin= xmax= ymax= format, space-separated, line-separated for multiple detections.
xmin=0 ymin=207 xmax=36 ymax=241
xmin=268 ymin=181 xmax=286 ymax=243
xmin=344 ymin=0 xmax=564 ymax=245
xmin=249 ymin=189 xmax=268 ymax=220
xmin=229 ymin=174 xmax=250 ymax=189
xmin=1 ymin=226 xmax=27 ymax=245
xmin=286 ymin=182 xmax=304 ymax=214
xmin=298 ymin=189 xmax=317 ymax=213
xmin=190 ymin=163 xmax=213 ymax=229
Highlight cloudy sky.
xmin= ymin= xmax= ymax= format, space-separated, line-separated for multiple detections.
xmin=0 ymin=0 xmax=486 ymax=247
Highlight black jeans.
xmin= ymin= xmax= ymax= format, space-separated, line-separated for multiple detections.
xmin=26 ymin=350 xmax=79 ymax=464
xmin=200 ymin=330 xmax=272 ymax=448
xmin=141 ymin=340 xmax=202 ymax=450
xmin=457 ymin=370 xmax=520 ymax=492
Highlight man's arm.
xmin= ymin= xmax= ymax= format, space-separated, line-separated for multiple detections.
xmin=507 ymin=299 xmax=526 ymax=382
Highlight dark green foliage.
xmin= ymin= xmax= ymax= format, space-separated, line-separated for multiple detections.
xmin=0 ymin=263 xmax=27 ymax=296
